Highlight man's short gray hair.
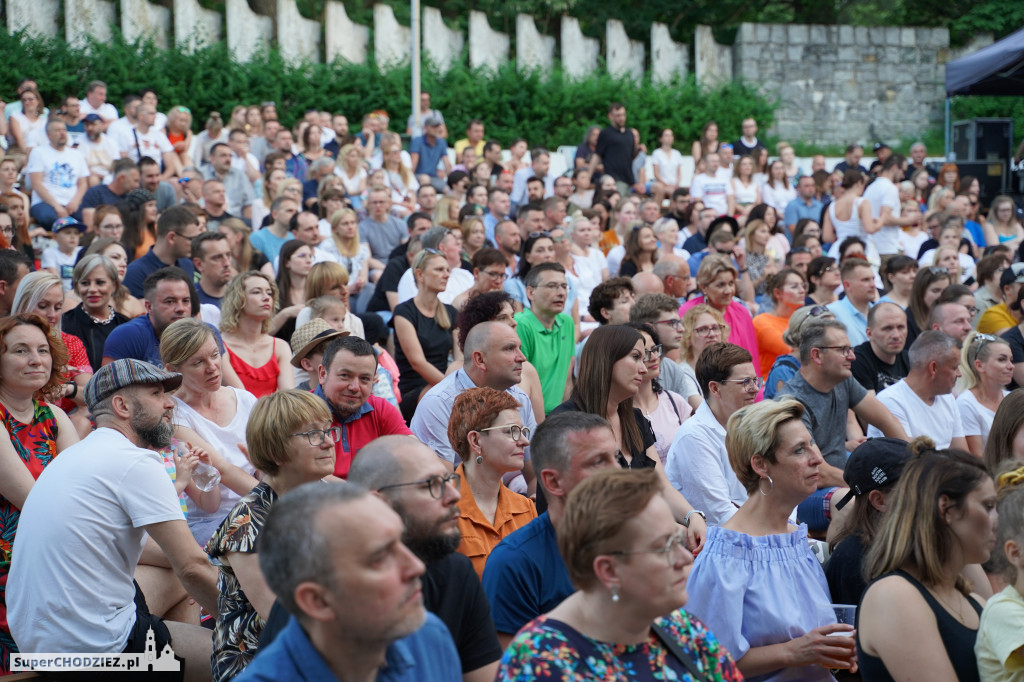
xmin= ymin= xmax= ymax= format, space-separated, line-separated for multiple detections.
xmin=908 ymin=330 xmax=960 ymax=370
xmin=652 ymin=258 xmax=681 ymax=279
xmin=420 ymin=227 xmax=449 ymax=252
xmin=530 ymin=412 xmax=611 ymax=493
xmin=311 ymin=157 xmax=335 ymax=173
xmin=798 ymin=318 xmax=848 ymax=364
xmin=258 ymin=481 xmax=368 ymax=620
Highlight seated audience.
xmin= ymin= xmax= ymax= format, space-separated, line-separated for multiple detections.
xmin=752 ymin=268 xmax=808 ymax=377
xmin=61 ymin=254 xmax=130 ymax=371
xmin=680 ymin=254 xmax=760 ymax=365
xmin=626 ymin=321 xmax=691 ymax=464
xmin=219 ymin=271 xmax=295 ymax=397
xmin=956 ymin=331 xmax=1012 ymax=458
xmin=852 ymin=300 xmax=911 ymax=393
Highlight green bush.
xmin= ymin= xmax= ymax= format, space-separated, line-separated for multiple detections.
xmin=0 ymin=30 xmax=776 ymax=150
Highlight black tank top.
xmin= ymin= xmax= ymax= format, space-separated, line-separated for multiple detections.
xmin=856 ymin=570 xmax=982 ymax=682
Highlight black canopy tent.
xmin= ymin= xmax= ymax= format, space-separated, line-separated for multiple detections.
xmin=944 ymin=26 xmax=1024 ymax=158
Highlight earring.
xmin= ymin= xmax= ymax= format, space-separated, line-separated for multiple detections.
xmin=758 ymin=474 xmax=774 ymax=496
xmin=475 ymin=455 xmax=484 ymax=465
xmin=610 ymin=584 xmax=620 ymax=603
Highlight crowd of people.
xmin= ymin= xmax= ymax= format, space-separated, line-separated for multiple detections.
xmin=1 ymin=75 xmax=1024 ymax=681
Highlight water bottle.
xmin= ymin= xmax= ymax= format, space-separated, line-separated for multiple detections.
xmin=191 ymin=462 xmax=222 ymax=492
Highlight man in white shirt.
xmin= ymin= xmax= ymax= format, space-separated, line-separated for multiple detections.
xmin=868 ymin=331 xmax=967 ymax=450
xmin=77 ymin=80 xmax=118 ymax=130
xmin=117 ymin=105 xmax=180 ymax=180
xmin=203 ymin=142 xmax=254 ymax=220
xmin=227 ymin=127 xmax=261 ymax=183
xmin=77 ymin=113 xmax=122 ymax=186
xmin=8 ymin=359 xmax=217 ymax=667
xmin=666 ymin=342 xmax=755 ymax=524
xmin=863 ymin=154 xmax=919 ymax=261
xmin=26 ymin=119 xmax=89 ymax=229
xmin=689 ymin=152 xmax=733 ymax=216
xmin=105 ymin=94 xmax=141 ymax=145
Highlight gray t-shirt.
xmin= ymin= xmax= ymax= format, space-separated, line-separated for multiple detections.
xmin=360 ymin=215 xmax=408 ymax=261
xmin=777 ymin=373 xmax=866 ymax=470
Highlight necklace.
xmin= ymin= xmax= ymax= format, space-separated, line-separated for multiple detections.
xmin=929 ymin=586 xmax=966 ymax=624
xmin=86 ymin=305 xmax=116 ymax=325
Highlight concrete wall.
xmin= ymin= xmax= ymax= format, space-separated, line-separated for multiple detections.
xmin=732 ymin=22 xmax=949 ymax=145
xmin=517 ymin=14 xmax=555 ymax=74
xmin=226 ymin=0 xmax=273 ymax=62
xmin=468 ymin=11 xmax=509 ymax=72
xmin=121 ymin=0 xmax=172 ymax=49
xmin=277 ymin=0 xmax=321 ymax=65
xmin=423 ymin=7 xmax=463 ymax=73
xmin=66 ymin=0 xmax=116 ymax=48
xmin=173 ymin=0 xmax=222 ymax=51
xmin=6 ymin=0 xmax=971 ymax=147
xmin=324 ymin=0 xmax=368 ymax=65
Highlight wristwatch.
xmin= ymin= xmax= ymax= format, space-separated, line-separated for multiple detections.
xmin=683 ymin=509 xmax=706 ymax=528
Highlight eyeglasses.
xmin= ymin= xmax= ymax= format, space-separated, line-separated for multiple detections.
xmin=789 ymin=246 xmax=810 ymax=255
xmin=926 ymin=266 xmax=949 ymax=276
xmin=482 ymin=269 xmax=508 ymax=281
xmin=607 ymin=531 xmax=688 ymax=568
xmin=808 ymin=305 xmax=830 ymax=318
xmin=291 ymin=426 xmax=342 ymax=446
xmin=528 ymin=231 xmax=552 ymax=239
xmin=643 ymin=344 xmax=663 ymax=361
xmin=550 ymin=233 xmax=569 ymax=243
xmin=535 ymin=282 xmax=568 ymax=291
xmin=478 ymin=424 xmax=531 ymax=441
xmin=378 ymin=472 xmax=461 ymax=500
xmin=174 ymin=105 xmax=191 ymax=114
xmin=656 ymin=318 xmax=684 ymax=329
xmin=719 ymin=376 xmax=763 ymax=391
xmin=969 ymin=333 xmax=999 ymax=364
xmin=0 ymin=226 xmax=13 ymax=237
xmin=694 ymin=323 xmax=727 ymax=337
xmin=817 ymin=345 xmax=855 ymax=357
xmin=965 ymin=306 xmax=978 ymax=317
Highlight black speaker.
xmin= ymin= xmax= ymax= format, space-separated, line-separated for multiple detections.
xmin=953 ymin=118 xmax=1014 ymax=162
xmin=954 ymin=160 xmax=1008 ymax=205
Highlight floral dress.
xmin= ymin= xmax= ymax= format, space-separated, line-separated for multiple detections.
xmin=497 ymin=608 xmax=742 ymax=681
xmin=0 ymin=400 xmax=59 ymax=673
xmin=205 ymin=481 xmax=278 ymax=682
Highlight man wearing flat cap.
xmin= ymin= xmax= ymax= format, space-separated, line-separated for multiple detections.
xmin=8 ymin=359 xmax=218 ymax=678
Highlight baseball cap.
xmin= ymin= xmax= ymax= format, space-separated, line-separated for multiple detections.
xmin=290 ymin=319 xmax=350 ymax=369
xmin=423 ymin=115 xmax=442 ymax=128
xmin=1000 ymin=262 xmax=1024 ymax=290
xmin=83 ymin=113 xmax=103 ymax=123
xmin=51 ymin=217 xmax=87 ymax=233
xmin=834 ymin=437 xmax=911 ymax=510
xmin=873 ymin=141 xmax=890 ymax=152
xmin=84 ymin=359 xmax=182 ymax=411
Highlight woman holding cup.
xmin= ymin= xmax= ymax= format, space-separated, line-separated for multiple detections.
xmin=686 ymin=399 xmax=858 ymax=679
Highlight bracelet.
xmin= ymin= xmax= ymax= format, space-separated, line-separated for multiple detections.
xmin=738 ymin=268 xmax=749 ymax=274
xmin=683 ymin=509 xmax=706 ymax=528
xmin=66 ymin=382 xmax=78 ymax=399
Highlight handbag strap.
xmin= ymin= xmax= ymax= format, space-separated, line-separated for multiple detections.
xmin=651 ymin=621 xmax=712 ymax=682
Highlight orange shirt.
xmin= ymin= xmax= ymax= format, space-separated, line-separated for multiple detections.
xmin=454 ymin=463 xmax=537 ymax=578
xmin=752 ymin=312 xmax=792 ymax=377
xmin=599 ymin=229 xmax=620 ymax=256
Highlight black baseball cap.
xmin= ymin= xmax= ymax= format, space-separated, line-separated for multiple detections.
xmin=834 ymin=437 xmax=911 ymax=510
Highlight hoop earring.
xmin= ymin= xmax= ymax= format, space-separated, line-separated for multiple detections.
xmin=758 ymin=474 xmax=774 ymax=496
xmin=610 ymin=584 xmax=620 ymax=603
xmin=475 ymin=455 xmax=484 ymax=465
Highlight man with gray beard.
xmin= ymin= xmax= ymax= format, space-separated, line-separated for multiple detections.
xmin=8 ymin=359 xmax=218 ymax=678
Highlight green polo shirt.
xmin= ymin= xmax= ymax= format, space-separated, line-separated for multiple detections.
xmin=515 ymin=309 xmax=574 ymax=415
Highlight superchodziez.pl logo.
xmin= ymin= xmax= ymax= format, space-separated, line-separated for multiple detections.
xmin=11 ymin=627 xmax=182 ymax=673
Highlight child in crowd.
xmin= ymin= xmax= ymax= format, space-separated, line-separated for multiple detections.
xmin=41 ymin=217 xmax=85 ymax=291
xmin=899 ymin=200 xmax=929 ymax=259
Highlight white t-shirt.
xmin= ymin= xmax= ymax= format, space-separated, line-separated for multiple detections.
xmin=41 ymin=245 xmax=82 ymax=291
xmin=652 ymin=148 xmax=684 ymax=186
xmin=77 ymin=132 xmax=121 ymax=181
xmin=116 ymin=125 xmax=173 ymax=164
xmin=689 ymin=170 xmax=733 ymax=216
xmin=79 ymin=99 xmax=118 ymax=122
xmin=867 ymin=379 xmax=964 ymax=448
xmin=862 ymin=176 xmax=902 ymax=254
xmin=396 ymin=266 xmax=474 ymax=305
xmin=899 ymin=230 xmax=929 ymax=259
xmin=25 ymin=144 xmax=89 ymax=206
xmin=606 ymin=244 xmax=626 ymax=279
xmin=8 ymin=427 xmax=184 ymax=653
xmin=172 ymin=388 xmax=258 ymax=545
xmin=956 ymin=389 xmax=1006 ymax=444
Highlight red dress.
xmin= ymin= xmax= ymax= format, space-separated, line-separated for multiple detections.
xmin=0 ymin=400 xmax=59 ymax=672
xmin=225 ymin=339 xmax=280 ymax=399
xmin=58 ymin=332 xmax=91 ymax=414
